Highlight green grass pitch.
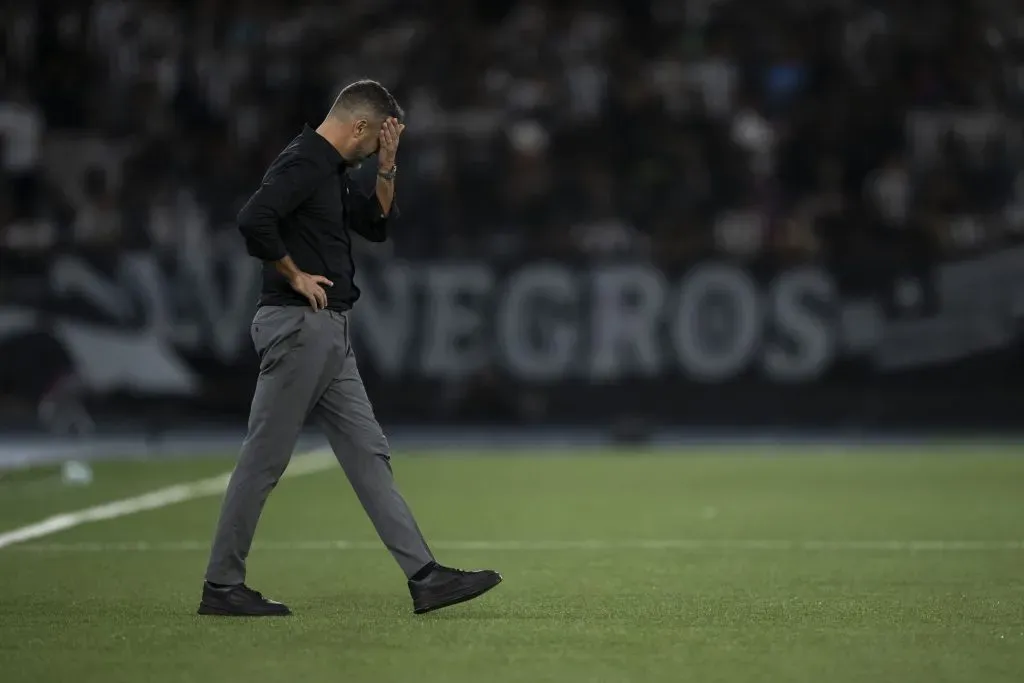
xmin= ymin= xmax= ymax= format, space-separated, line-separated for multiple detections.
xmin=0 ymin=447 xmax=1022 ymax=682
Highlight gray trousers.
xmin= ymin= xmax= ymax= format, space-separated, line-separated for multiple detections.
xmin=205 ymin=305 xmax=435 ymax=585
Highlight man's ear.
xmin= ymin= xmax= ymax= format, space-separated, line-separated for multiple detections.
xmin=353 ymin=119 xmax=369 ymax=137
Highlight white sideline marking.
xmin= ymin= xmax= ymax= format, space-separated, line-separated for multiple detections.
xmin=0 ymin=449 xmax=334 ymax=550
xmin=8 ymin=539 xmax=1024 ymax=553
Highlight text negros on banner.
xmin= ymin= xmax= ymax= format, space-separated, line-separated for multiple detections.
xmin=353 ymin=263 xmax=838 ymax=383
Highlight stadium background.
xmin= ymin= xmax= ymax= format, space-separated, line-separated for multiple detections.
xmin=2 ymin=0 xmax=1022 ymax=448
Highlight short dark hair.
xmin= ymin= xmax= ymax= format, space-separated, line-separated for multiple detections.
xmin=329 ymin=79 xmax=404 ymax=123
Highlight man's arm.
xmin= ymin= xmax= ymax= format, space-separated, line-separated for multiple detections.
xmin=348 ymin=116 xmax=405 ymax=243
xmin=238 ymin=155 xmax=333 ymax=310
xmin=345 ymin=174 xmax=400 ymax=243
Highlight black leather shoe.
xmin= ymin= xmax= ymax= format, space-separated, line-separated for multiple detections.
xmin=409 ymin=564 xmax=502 ymax=615
xmin=196 ymin=582 xmax=291 ymax=616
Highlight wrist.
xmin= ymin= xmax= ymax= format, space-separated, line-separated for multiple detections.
xmin=273 ymin=256 xmax=302 ymax=282
xmin=377 ymin=164 xmax=397 ymax=180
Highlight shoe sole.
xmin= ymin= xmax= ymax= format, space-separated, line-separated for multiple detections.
xmin=413 ymin=573 xmax=503 ymax=615
xmin=196 ymin=603 xmax=292 ymax=617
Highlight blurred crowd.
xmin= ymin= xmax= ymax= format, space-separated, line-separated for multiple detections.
xmin=1 ymin=0 xmax=1023 ymax=268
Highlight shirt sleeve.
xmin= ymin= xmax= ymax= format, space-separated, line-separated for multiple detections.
xmin=343 ymin=175 xmax=399 ymax=243
xmin=237 ymin=155 xmax=323 ymax=261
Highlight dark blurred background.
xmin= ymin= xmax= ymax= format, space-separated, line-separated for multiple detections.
xmin=1 ymin=0 xmax=1022 ymax=441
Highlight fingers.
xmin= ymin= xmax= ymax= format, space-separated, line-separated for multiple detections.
xmin=305 ymin=283 xmax=326 ymax=310
xmin=380 ymin=118 xmax=402 ymax=149
xmin=304 ymin=285 xmax=324 ymax=311
xmin=292 ymin=273 xmax=332 ymax=310
xmin=313 ymin=285 xmax=327 ymax=311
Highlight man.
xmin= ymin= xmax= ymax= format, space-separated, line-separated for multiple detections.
xmin=198 ymin=80 xmax=501 ymax=617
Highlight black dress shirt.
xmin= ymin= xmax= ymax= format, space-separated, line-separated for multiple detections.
xmin=237 ymin=124 xmax=397 ymax=311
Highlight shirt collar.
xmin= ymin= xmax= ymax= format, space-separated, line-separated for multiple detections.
xmin=302 ymin=124 xmax=349 ymax=169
